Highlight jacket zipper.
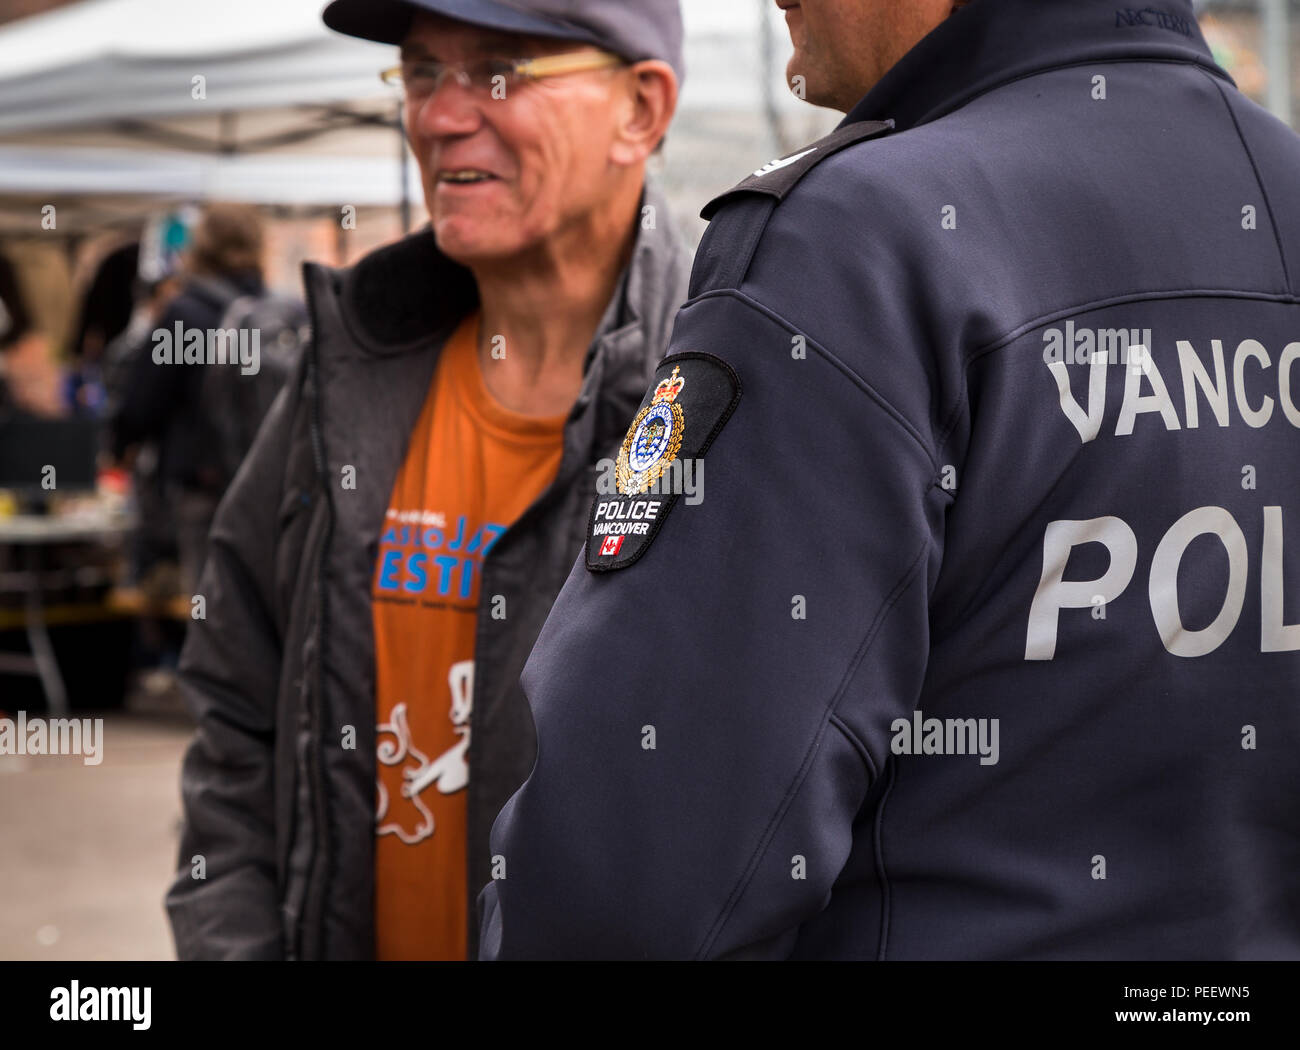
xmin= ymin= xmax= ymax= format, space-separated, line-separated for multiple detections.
xmin=295 ymin=273 xmax=335 ymax=961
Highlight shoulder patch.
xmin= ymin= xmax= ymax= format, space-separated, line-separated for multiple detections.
xmin=700 ymin=119 xmax=894 ymax=220
xmin=586 ymin=352 xmax=741 ymax=573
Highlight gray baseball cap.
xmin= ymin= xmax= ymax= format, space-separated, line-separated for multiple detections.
xmin=322 ymin=0 xmax=684 ymax=82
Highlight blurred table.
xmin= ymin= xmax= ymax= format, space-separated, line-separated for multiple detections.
xmin=0 ymin=509 xmax=133 ymax=717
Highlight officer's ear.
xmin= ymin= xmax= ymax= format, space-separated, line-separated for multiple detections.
xmin=609 ymin=60 xmax=677 ymax=167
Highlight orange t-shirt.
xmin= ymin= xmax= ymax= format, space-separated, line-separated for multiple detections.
xmin=372 ymin=312 xmax=566 ymax=960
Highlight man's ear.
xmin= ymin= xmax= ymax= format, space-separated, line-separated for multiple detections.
xmin=609 ymin=60 xmax=678 ymax=167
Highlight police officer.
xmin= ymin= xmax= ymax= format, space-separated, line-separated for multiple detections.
xmin=480 ymin=0 xmax=1300 ymax=959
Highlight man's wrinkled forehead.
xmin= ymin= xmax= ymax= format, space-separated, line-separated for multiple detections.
xmin=400 ymin=12 xmax=567 ymax=60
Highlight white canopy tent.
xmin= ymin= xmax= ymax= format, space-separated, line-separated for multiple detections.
xmin=0 ymin=0 xmax=838 ymax=240
xmin=0 ymin=0 xmax=419 ymax=229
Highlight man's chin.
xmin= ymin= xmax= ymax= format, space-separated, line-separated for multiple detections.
xmin=787 ymin=61 xmax=848 ymax=112
xmin=434 ymin=240 xmax=499 ymax=268
xmin=786 ymin=53 xmax=804 ymax=96
xmin=432 ymin=227 xmax=521 ymax=270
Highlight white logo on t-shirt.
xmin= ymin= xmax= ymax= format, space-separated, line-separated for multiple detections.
xmin=375 ymin=660 xmax=473 ymax=845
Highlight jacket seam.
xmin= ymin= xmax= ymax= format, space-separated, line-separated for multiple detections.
xmin=694 ymin=535 xmax=930 ymax=960
xmin=914 ymin=54 xmax=1234 ymax=129
xmin=1198 ymin=66 xmax=1293 ymax=295
xmin=829 ymin=712 xmax=877 ymax=782
xmin=684 ymin=288 xmax=941 ymax=471
xmin=302 ymin=274 xmax=336 ymax=961
xmin=934 ymin=287 xmax=1300 ymax=452
xmin=874 ymin=760 xmax=897 ymax=961
xmin=274 ymin=368 xmax=313 ymax=940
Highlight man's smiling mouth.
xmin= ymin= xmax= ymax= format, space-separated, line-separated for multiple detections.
xmin=437 ymin=169 xmax=499 ymax=185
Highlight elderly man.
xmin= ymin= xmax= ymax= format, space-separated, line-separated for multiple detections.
xmin=165 ymin=0 xmax=687 ymax=960
xmin=482 ymin=0 xmax=1300 ymax=959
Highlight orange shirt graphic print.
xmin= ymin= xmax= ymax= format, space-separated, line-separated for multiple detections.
xmin=375 ymin=660 xmax=473 ymax=845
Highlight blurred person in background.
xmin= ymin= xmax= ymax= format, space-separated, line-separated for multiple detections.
xmin=72 ymin=241 xmax=140 ymax=367
xmin=103 ymin=265 xmax=185 ymax=598
xmin=110 ymin=201 xmax=286 ymax=596
xmin=165 ymin=0 xmax=689 ymax=960
xmin=65 ymin=241 xmax=141 ymax=418
xmin=0 ymin=249 xmax=63 ymax=419
xmin=0 ymin=251 xmax=30 ymax=417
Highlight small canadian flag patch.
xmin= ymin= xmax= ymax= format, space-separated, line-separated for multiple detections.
xmin=599 ymin=536 xmax=624 ymax=557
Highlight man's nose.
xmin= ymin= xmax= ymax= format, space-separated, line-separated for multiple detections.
xmin=410 ymin=76 xmax=483 ymax=138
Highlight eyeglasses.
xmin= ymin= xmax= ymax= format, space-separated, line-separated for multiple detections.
xmin=380 ymin=50 xmax=626 ymax=100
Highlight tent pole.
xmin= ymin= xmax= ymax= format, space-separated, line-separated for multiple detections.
xmin=1262 ymin=0 xmax=1293 ymax=128
xmin=397 ymin=100 xmax=411 ymax=233
xmin=758 ymin=0 xmax=790 ymax=157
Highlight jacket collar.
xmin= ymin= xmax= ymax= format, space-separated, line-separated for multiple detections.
xmin=842 ymin=0 xmax=1232 ymax=132
xmin=562 ymin=176 xmax=690 ymax=458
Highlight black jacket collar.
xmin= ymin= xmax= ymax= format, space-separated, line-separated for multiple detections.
xmin=842 ymin=0 xmax=1232 ymax=132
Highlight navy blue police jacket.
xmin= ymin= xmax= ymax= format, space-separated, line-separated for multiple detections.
xmin=479 ymin=0 xmax=1300 ymax=959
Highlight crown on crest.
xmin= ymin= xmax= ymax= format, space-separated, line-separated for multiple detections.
xmin=652 ymin=366 xmax=686 ymax=404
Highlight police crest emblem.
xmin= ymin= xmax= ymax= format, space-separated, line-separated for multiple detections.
xmin=616 ymin=365 xmax=686 ymax=494
xmin=587 ymin=352 xmax=740 ymax=573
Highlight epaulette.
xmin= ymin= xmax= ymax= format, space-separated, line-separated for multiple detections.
xmin=700 ymin=119 xmax=894 ymax=219
xmin=690 ymin=119 xmax=894 ymax=296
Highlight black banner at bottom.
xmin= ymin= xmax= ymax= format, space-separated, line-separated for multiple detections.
xmin=0 ymin=960 xmax=1289 ymax=1038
